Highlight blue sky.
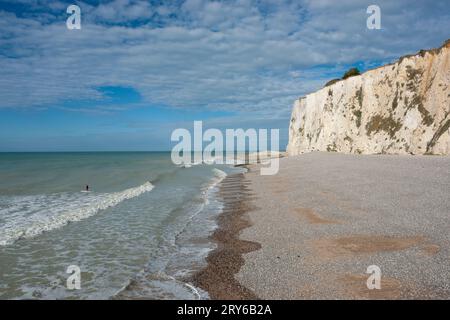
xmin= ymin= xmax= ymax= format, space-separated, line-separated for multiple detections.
xmin=0 ymin=0 xmax=449 ymax=151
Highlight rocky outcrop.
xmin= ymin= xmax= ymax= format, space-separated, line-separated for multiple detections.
xmin=287 ymin=40 xmax=450 ymax=155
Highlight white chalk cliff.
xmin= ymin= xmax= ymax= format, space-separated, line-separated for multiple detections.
xmin=287 ymin=40 xmax=450 ymax=155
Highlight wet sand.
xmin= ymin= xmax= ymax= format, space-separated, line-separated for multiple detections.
xmin=194 ymin=152 xmax=450 ymax=299
xmin=192 ymin=172 xmax=260 ymax=299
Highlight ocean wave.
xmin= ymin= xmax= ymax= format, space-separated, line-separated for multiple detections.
xmin=113 ymin=168 xmax=227 ymax=300
xmin=177 ymin=157 xmax=220 ymax=168
xmin=113 ymin=269 xmax=205 ymax=300
xmin=212 ymin=168 xmax=227 ymax=180
xmin=0 ymin=182 xmax=154 ymax=246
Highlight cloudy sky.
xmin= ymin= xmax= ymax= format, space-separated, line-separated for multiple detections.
xmin=0 ymin=0 xmax=449 ymax=151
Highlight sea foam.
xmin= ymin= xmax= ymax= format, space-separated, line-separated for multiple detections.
xmin=0 ymin=182 xmax=154 ymax=246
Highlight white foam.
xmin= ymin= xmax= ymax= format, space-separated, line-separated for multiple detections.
xmin=178 ymin=158 xmax=218 ymax=168
xmin=0 ymin=182 xmax=154 ymax=246
xmin=212 ymin=168 xmax=227 ymax=180
xmin=113 ymin=168 xmax=225 ymax=300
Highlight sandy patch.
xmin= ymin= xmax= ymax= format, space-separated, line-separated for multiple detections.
xmin=313 ymin=235 xmax=425 ymax=258
xmin=295 ymin=208 xmax=339 ymax=224
xmin=421 ymin=244 xmax=440 ymax=256
xmin=339 ymin=274 xmax=403 ymax=299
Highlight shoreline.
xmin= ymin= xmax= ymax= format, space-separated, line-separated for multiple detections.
xmin=191 ymin=170 xmax=261 ymax=300
xmin=194 ymin=153 xmax=450 ymax=299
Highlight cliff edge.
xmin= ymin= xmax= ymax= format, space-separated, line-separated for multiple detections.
xmin=287 ymin=40 xmax=450 ymax=155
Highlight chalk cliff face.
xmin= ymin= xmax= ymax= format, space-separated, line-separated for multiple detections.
xmin=287 ymin=40 xmax=450 ymax=155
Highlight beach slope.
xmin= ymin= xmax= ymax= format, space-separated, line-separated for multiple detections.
xmin=206 ymin=152 xmax=450 ymax=299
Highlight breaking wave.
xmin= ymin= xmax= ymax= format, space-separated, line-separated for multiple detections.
xmin=0 ymin=182 xmax=154 ymax=246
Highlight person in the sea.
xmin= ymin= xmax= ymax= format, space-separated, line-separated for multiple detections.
xmin=85 ymin=185 xmax=89 ymax=191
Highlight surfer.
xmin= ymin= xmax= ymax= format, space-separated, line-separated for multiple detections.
xmin=85 ymin=185 xmax=89 ymax=191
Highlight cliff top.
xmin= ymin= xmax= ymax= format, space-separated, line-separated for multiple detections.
xmin=317 ymin=39 xmax=450 ymax=92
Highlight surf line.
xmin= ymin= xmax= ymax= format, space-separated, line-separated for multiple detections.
xmin=177 ymin=304 xmax=211 ymax=318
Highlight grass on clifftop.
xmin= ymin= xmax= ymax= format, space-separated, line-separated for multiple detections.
xmin=342 ymin=68 xmax=361 ymax=80
xmin=324 ymin=68 xmax=361 ymax=87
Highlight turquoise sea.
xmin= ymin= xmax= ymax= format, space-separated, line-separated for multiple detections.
xmin=0 ymin=152 xmax=242 ymax=299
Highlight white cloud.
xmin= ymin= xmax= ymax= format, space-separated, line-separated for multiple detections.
xmin=0 ymin=0 xmax=448 ymax=122
xmin=91 ymin=0 xmax=154 ymax=22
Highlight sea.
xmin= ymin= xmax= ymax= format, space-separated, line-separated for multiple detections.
xmin=0 ymin=152 xmax=244 ymax=299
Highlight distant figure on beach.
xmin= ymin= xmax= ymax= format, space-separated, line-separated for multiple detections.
xmin=85 ymin=185 xmax=89 ymax=191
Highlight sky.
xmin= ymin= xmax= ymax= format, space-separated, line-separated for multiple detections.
xmin=0 ymin=0 xmax=449 ymax=151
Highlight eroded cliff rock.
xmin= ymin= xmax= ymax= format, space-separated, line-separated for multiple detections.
xmin=287 ymin=40 xmax=450 ymax=155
